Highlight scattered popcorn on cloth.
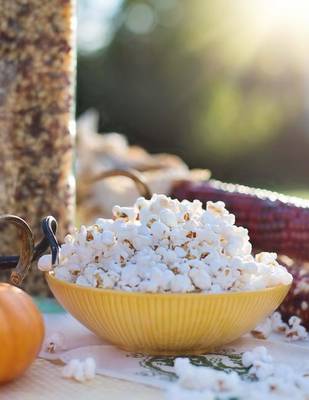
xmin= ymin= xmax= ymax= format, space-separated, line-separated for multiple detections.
xmin=251 ymin=312 xmax=308 ymax=341
xmin=251 ymin=317 xmax=273 ymax=340
xmin=167 ymin=346 xmax=309 ymax=400
xmin=39 ymin=195 xmax=292 ymax=293
xmin=40 ymin=312 xmax=309 ymax=395
xmin=43 ymin=331 xmax=66 ymax=353
xmin=62 ymin=357 xmax=96 ymax=382
xmin=286 ymin=316 xmax=308 ymax=341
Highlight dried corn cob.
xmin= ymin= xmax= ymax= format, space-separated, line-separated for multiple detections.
xmin=172 ymin=180 xmax=309 ymax=261
xmin=278 ymin=258 xmax=309 ymax=329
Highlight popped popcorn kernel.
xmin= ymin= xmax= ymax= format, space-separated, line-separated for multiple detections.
xmin=44 ymin=332 xmax=66 ymax=354
xmin=286 ymin=316 xmax=308 ymax=341
xmin=251 ymin=318 xmax=272 ymax=340
xmin=62 ymin=357 xmax=96 ymax=382
xmin=38 ymin=254 xmax=53 ymax=272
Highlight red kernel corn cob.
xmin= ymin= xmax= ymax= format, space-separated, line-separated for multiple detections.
xmin=172 ymin=180 xmax=309 ymax=261
xmin=278 ymin=258 xmax=309 ymax=329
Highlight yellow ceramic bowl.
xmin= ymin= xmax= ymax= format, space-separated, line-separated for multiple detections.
xmin=46 ymin=272 xmax=290 ymax=355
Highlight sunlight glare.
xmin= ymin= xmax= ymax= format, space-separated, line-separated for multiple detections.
xmin=258 ymin=0 xmax=309 ymax=34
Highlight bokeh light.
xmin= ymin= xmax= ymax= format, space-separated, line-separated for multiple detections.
xmin=77 ymin=0 xmax=309 ymax=189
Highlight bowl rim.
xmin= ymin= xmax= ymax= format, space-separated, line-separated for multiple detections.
xmin=45 ymin=271 xmax=291 ymax=299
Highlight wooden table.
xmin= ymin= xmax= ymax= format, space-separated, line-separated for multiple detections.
xmin=1 ymin=359 xmax=164 ymax=400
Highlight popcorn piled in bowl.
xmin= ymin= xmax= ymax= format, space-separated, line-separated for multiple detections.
xmin=39 ymin=195 xmax=292 ymax=293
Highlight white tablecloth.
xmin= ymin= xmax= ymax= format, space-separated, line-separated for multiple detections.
xmin=40 ymin=314 xmax=309 ymax=390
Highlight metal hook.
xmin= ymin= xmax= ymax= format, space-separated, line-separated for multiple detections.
xmin=88 ymin=168 xmax=152 ymax=200
xmin=39 ymin=216 xmax=60 ymax=266
xmin=0 ymin=215 xmax=59 ymax=285
xmin=0 ymin=215 xmax=34 ymax=286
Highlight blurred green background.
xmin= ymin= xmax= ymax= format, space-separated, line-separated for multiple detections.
xmin=76 ymin=0 xmax=309 ymax=194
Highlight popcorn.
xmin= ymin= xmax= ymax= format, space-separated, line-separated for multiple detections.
xmin=251 ymin=312 xmax=308 ymax=341
xmin=174 ymin=358 xmax=240 ymax=393
xmin=168 ymin=346 xmax=309 ymax=400
xmin=75 ymin=275 xmax=92 ymax=287
xmin=62 ymin=357 xmax=96 ymax=382
xmin=101 ymin=231 xmax=115 ymax=246
xmin=44 ymin=332 xmax=66 ymax=353
xmin=62 ymin=359 xmax=82 ymax=380
xmin=120 ymin=264 xmax=141 ymax=287
xmin=189 ymin=268 xmax=212 ymax=290
xmin=73 ymin=362 xmax=85 ymax=383
xmin=249 ymin=360 xmax=274 ymax=380
xmin=40 ymin=195 xmax=292 ymax=294
xmin=270 ymin=312 xmax=288 ymax=333
xmin=251 ymin=317 xmax=273 ymax=339
xmin=255 ymin=252 xmax=278 ymax=265
xmin=174 ymin=246 xmax=187 ymax=258
xmin=150 ymin=221 xmax=169 ymax=240
xmin=159 ymin=269 xmax=175 ymax=291
xmin=170 ymin=274 xmax=194 ymax=293
xmin=286 ymin=316 xmax=308 ymax=341
xmin=38 ymin=254 xmax=53 ymax=271
xmin=160 ymin=208 xmax=178 ymax=227
xmin=242 ymin=346 xmax=273 ymax=368
xmin=84 ymin=357 xmax=96 ymax=380
xmin=60 ymin=242 xmax=75 ymax=259
xmin=112 ymin=205 xmax=137 ymax=222
xmin=54 ymin=266 xmax=72 ymax=282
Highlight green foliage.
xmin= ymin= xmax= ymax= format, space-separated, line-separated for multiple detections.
xmin=195 ymin=81 xmax=283 ymax=158
xmin=77 ymin=0 xmax=309 ymax=188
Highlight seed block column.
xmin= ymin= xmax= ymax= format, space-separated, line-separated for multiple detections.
xmin=0 ymin=0 xmax=76 ymax=295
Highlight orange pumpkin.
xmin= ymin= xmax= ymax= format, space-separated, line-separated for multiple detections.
xmin=0 ymin=283 xmax=44 ymax=384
